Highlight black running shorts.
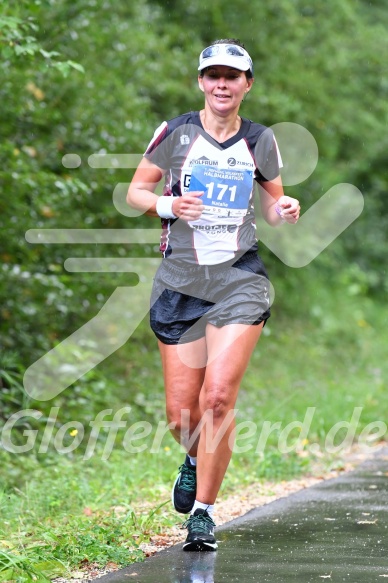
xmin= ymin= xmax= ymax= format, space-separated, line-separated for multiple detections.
xmin=150 ymin=252 xmax=271 ymax=345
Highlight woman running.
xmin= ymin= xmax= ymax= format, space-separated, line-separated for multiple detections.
xmin=127 ymin=38 xmax=300 ymax=551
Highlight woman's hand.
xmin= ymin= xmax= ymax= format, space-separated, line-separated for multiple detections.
xmin=276 ymin=195 xmax=300 ymax=224
xmin=172 ymin=191 xmax=204 ymax=221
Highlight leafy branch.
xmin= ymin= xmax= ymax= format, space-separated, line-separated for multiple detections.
xmin=0 ymin=14 xmax=84 ymax=76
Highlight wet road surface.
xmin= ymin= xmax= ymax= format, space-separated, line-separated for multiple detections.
xmin=98 ymin=449 xmax=388 ymax=582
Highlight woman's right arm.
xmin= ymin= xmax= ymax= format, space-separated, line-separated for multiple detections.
xmin=127 ymin=157 xmax=204 ymax=221
xmin=127 ymin=157 xmax=165 ymax=218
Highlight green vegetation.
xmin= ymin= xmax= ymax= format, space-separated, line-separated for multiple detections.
xmin=1 ymin=0 xmax=387 ymax=580
xmin=1 ymin=290 xmax=387 ymax=580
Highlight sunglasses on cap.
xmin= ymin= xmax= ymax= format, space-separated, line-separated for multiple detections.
xmin=198 ymin=43 xmax=254 ymax=75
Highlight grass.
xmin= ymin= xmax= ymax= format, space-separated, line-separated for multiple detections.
xmin=1 ymin=274 xmax=387 ymax=581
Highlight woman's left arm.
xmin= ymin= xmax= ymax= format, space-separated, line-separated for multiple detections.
xmin=258 ymin=175 xmax=300 ymax=226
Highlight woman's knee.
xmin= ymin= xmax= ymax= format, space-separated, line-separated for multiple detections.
xmin=200 ymin=382 xmax=236 ymax=421
xmin=166 ymin=402 xmax=200 ymax=432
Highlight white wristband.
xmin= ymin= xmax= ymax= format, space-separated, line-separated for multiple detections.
xmin=156 ymin=196 xmax=177 ymax=219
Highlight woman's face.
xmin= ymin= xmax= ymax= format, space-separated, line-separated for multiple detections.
xmin=198 ymin=65 xmax=254 ymax=114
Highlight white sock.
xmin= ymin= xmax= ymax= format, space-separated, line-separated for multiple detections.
xmin=188 ymin=455 xmax=197 ymax=466
xmin=191 ymin=500 xmax=215 ymax=518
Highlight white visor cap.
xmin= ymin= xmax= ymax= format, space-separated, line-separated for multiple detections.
xmin=198 ymin=43 xmax=253 ymax=75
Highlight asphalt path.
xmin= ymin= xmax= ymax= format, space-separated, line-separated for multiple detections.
xmin=97 ymin=448 xmax=388 ymax=582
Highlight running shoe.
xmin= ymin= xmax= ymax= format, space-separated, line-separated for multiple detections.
xmin=183 ymin=509 xmax=218 ymax=551
xmin=172 ymin=455 xmax=197 ymax=514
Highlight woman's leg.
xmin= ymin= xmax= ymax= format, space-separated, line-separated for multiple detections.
xmin=195 ymin=322 xmax=264 ymax=504
xmin=158 ymin=337 xmax=207 ymax=456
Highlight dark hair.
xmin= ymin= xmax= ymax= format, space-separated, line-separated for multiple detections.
xmin=212 ymin=38 xmax=246 ymax=48
xmin=199 ymin=39 xmax=253 ymax=79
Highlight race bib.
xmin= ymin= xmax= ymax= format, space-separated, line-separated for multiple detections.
xmin=188 ymin=165 xmax=253 ymax=217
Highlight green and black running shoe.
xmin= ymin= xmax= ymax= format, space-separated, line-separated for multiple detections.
xmin=183 ymin=509 xmax=218 ymax=552
xmin=172 ymin=455 xmax=197 ymax=514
